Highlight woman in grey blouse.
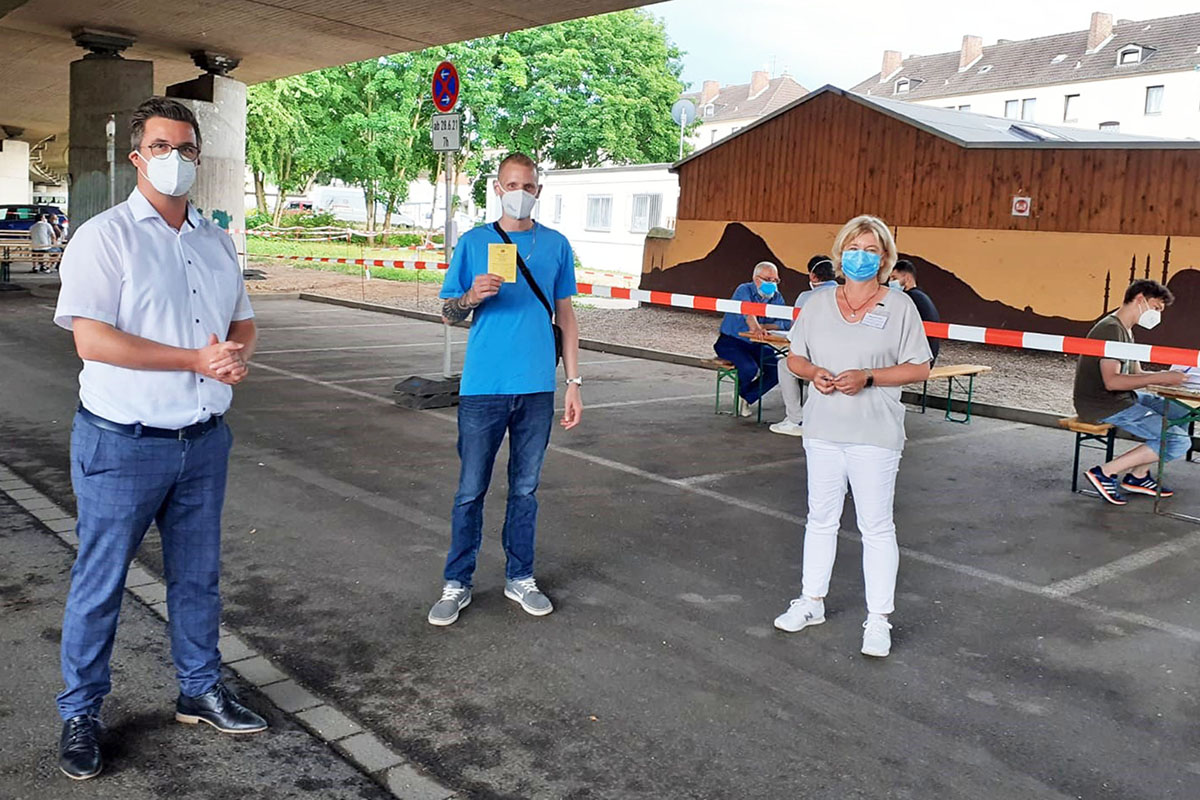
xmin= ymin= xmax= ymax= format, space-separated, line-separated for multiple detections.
xmin=774 ymin=215 xmax=933 ymax=658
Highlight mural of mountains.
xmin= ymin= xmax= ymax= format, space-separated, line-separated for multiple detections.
xmin=643 ymin=222 xmax=1199 ymax=351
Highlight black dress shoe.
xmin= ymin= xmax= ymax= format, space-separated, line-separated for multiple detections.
xmin=59 ymin=714 xmax=103 ymax=780
xmin=175 ymin=682 xmax=268 ymax=734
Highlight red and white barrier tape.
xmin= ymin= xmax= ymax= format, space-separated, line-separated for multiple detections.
xmin=253 ymin=253 xmax=449 ymax=271
xmin=574 ymin=283 xmax=1200 ymax=368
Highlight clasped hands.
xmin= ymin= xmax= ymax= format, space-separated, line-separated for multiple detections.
xmin=196 ymin=334 xmax=249 ymax=385
xmin=811 ymin=367 xmax=870 ymax=396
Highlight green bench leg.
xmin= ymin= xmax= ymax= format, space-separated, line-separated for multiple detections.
xmin=715 ymin=368 xmax=740 ymax=416
xmin=943 ymin=375 xmax=977 ymax=424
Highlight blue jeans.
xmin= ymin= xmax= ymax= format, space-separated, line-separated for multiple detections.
xmin=444 ymin=392 xmax=555 ymax=587
xmin=58 ymin=411 xmax=232 ymax=719
xmin=713 ymin=333 xmax=779 ymax=404
xmin=1101 ymin=391 xmax=1192 ymax=462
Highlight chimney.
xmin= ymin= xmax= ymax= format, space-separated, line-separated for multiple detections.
xmin=1087 ymin=12 xmax=1113 ymax=53
xmin=700 ymin=79 xmax=720 ymax=105
xmin=959 ymin=35 xmax=983 ymax=71
xmin=880 ymin=50 xmax=902 ymax=81
xmin=749 ymin=70 xmax=770 ymax=97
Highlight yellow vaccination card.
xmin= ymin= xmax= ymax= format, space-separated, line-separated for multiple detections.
xmin=488 ymin=244 xmax=517 ymax=282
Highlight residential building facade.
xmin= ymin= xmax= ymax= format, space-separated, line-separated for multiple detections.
xmin=851 ymin=11 xmax=1200 ymax=139
xmin=682 ymin=71 xmax=808 ymax=149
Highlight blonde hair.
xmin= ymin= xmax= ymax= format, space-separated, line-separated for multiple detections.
xmin=832 ymin=215 xmax=898 ymax=283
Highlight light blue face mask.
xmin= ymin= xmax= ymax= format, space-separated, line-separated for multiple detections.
xmin=758 ymin=281 xmax=778 ymax=297
xmin=841 ymin=250 xmax=881 ymax=282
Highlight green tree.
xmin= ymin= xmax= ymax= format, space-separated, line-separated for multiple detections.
xmin=245 ymin=75 xmax=335 ymax=225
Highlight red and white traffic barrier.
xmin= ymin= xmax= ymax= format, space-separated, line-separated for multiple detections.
xmin=574 ymin=283 xmax=1200 ymax=368
xmin=254 ymin=254 xmax=450 ymax=271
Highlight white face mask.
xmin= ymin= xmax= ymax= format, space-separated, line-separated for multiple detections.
xmin=1137 ymin=298 xmax=1162 ymax=330
xmin=500 ymin=188 xmax=538 ymax=220
xmin=888 ymin=280 xmax=903 ymax=290
xmin=138 ymin=150 xmax=196 ymax=197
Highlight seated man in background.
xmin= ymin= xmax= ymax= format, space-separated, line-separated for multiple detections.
xmin=771 ymin=255 xmax=836 ymax=436
xmin=1073 ymin=279 xmax=1189 ymax=505
xmin=889 ymin=259 xmax=939 ymax=363
xmin=713 ymin=261 xmax=789 ymax=417
xmin=30 ymin=213 xmax=62 ymax=273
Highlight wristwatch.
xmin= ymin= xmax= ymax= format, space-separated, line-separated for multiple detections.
xmin=565 ymin=376 xmax=583 ymax=386
xmin=864 ymin=370 xmax=875 ymax=388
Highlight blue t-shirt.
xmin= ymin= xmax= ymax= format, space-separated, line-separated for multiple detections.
xmin=440 ymin=222 xmax=576 ymax=396
xmin=718 ymin=281 xmax=791 ymax=337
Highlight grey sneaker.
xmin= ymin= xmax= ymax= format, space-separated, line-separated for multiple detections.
xmin=504 ymin=577 xmax=554 ymax=616
xmin=428 ymin=581 xmax=471 ymax=626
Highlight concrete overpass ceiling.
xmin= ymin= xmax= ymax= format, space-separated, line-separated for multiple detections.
xmin=1 ymin=0 xmax=659 ymax=176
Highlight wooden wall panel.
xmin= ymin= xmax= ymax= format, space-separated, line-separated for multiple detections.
xmin=675 ymin=92 xmax=1200 ymax=236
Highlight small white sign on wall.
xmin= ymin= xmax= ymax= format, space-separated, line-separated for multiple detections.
xmin=1011 ymin=196 xmax=1032 ymax=217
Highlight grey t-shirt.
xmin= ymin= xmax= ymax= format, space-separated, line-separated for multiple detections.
xmin=788 ymin=286 xmax=933 ymax=451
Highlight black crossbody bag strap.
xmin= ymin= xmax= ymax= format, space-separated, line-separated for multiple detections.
xmin=493 ymin=222 xmax=563 ymax=366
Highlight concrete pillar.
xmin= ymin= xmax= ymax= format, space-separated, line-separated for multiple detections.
xmin=68 ymin=30 xmax=153 ymax=228
xmin=0 ymin=137 xmax=32 ymax=205
xmin=167 ymin=53 xmax=246 ymax=246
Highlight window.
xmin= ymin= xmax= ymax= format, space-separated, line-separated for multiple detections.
xmin=710 ymin=129 xmax=719 ymax=144
xmin=896 ymin=78 xmax=911 ymax=93
xmin=1145 ymin=85 xmax=1164 ymax=115
xmin=630 ymin=194 xmax=663 ymax=233
xmin=958 ymin=104 xmax=971 ymax=112
xmin=1020 ymin=98 xmax=1037 ymax=121
xmin=1063 ymin=94 xmax=1080 ymax=122
xmin=585 ymin=195 xmax=612 ymax=231
xmin=1051 ymin=54 xmax=1067 ymax=64
xmin=1118 ymin=46 xmax=1142 ymax=65
xmin=703 ymin=104 xmax=714 ymax=117
xmin=1099 ymin=120 xmax=1120 ymax=132
xmin=1004 ymin=99 xmax=1019 ymax=118
xmin=552 ymin=195 xmax=563 ymax=224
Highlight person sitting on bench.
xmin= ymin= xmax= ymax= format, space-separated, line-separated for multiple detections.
xmin=888 ymin=259 xmax=939 ymax=364
xmin=1073 ymin=279 xmax=1189 ymax=505
xmin=712 ymin=261 xmax=790 ymax=417
xmin=30 ymin=213 xmax=63 ymax=273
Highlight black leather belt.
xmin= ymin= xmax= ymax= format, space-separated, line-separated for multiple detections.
xmin=77 ymin=404 xmax=224 ymax=440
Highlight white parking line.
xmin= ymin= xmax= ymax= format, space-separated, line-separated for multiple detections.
xmin=1043 ymin=529 xmax=1200 ymax=597
xmin=255 ymin=342 xmax=462 ymax=355
xmin=249 ymin=358 xmax=1200 ymax=645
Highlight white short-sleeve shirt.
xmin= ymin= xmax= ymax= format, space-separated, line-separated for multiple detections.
xmin=54 ymin=188 xmax=254 ymax=428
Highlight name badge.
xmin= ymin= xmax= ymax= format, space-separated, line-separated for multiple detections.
xmin=861 ymin=308 xmax=890 ymax=329
xmin=488 ymin=244 xmax=517 ymax=282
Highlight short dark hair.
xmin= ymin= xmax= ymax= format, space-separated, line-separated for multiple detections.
xmin=1124 ymin=279 xmax=1173 ymax=306
xmin=807 ymin=254 xmax=835 ymax=283
xmin=892 ymin=259 xmax=916 ymax=278
xmin=497 ymin=152 xmax=538 ymax=178
xmin=130 ymin=97 xmax=202 ymax=152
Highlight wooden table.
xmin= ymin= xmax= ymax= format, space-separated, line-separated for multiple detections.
xmin=738 ymin=329 xmax=790 ymax=423
xmin=920 ymin=364 xmax=993 ymax=424
xmin=1149 ymin=384 xmax=1200 ymax=521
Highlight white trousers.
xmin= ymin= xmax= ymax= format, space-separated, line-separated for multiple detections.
xmin=778 ymin=356 xmax=804 ymax=424
xmin=801 ymin=438 xmax=902 ymax=615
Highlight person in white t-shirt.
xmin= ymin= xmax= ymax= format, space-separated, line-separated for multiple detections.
xmin=772 ymin=215 xmax=932 ymax=658
xmin=29 ymin=214 xmax=61 ymax=273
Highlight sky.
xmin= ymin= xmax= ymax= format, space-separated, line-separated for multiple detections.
xmin=649 ymin=0 xmax=1200 ymax=91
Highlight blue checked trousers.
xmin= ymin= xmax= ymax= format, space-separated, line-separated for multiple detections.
xmin=58 ymin=411 xmax=233 ymax=720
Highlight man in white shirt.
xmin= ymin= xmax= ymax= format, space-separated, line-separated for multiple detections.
xmin=29 ymin=213 xmax=60 ymax=273
xmin=770 ymin=255 xmax=837 ymax=437
xmin=52 ymin=97 xmax=265 ymax=781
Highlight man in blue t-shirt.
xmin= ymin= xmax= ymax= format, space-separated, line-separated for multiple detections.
xmin=427 ymin=152 xmax=582 ymax=626
xmin=713 ymin=261 xmax=790 ymax=416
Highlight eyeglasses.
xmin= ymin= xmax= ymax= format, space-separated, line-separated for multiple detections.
xmin=143 ymin=142 xmax=201 ymax=162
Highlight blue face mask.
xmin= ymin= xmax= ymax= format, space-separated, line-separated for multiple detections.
xmin=758 ymin=281 xmax=777 ymax=297
xmin=841 ymin=250 xmax=881 ymax=282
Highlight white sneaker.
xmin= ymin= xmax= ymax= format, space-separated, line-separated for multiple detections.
xmin=861 ymin=615 xmax=892 ymax=657
xmin=773 ymin=596 xmax=825 ymax=632
xmin=738 ymin=402 xmax=755 ymax=418
xmin=769 ymin=420 xmax=804 ymax=437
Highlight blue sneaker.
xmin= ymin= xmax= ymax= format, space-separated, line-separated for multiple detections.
xmin=1084 ymin=467 xmax=1128 ymax=505
xmin=1121 ymin=473 xmax=1174 ymax=498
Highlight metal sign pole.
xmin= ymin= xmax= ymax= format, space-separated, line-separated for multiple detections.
xmin=442 ymin=150 xmax=454 ymax=378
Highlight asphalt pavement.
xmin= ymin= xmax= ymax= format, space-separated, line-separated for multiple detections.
xmin=2 ymin=290 xmax=1199 ymax=799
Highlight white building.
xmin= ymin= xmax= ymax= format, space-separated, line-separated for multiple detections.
xmin=484 ymin=163 xmax=679 ymax=276
xmin=681 ymin=71 xmax=808 ymax=149
xmin=851 ymin=11 xmax=1200 ymax=139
